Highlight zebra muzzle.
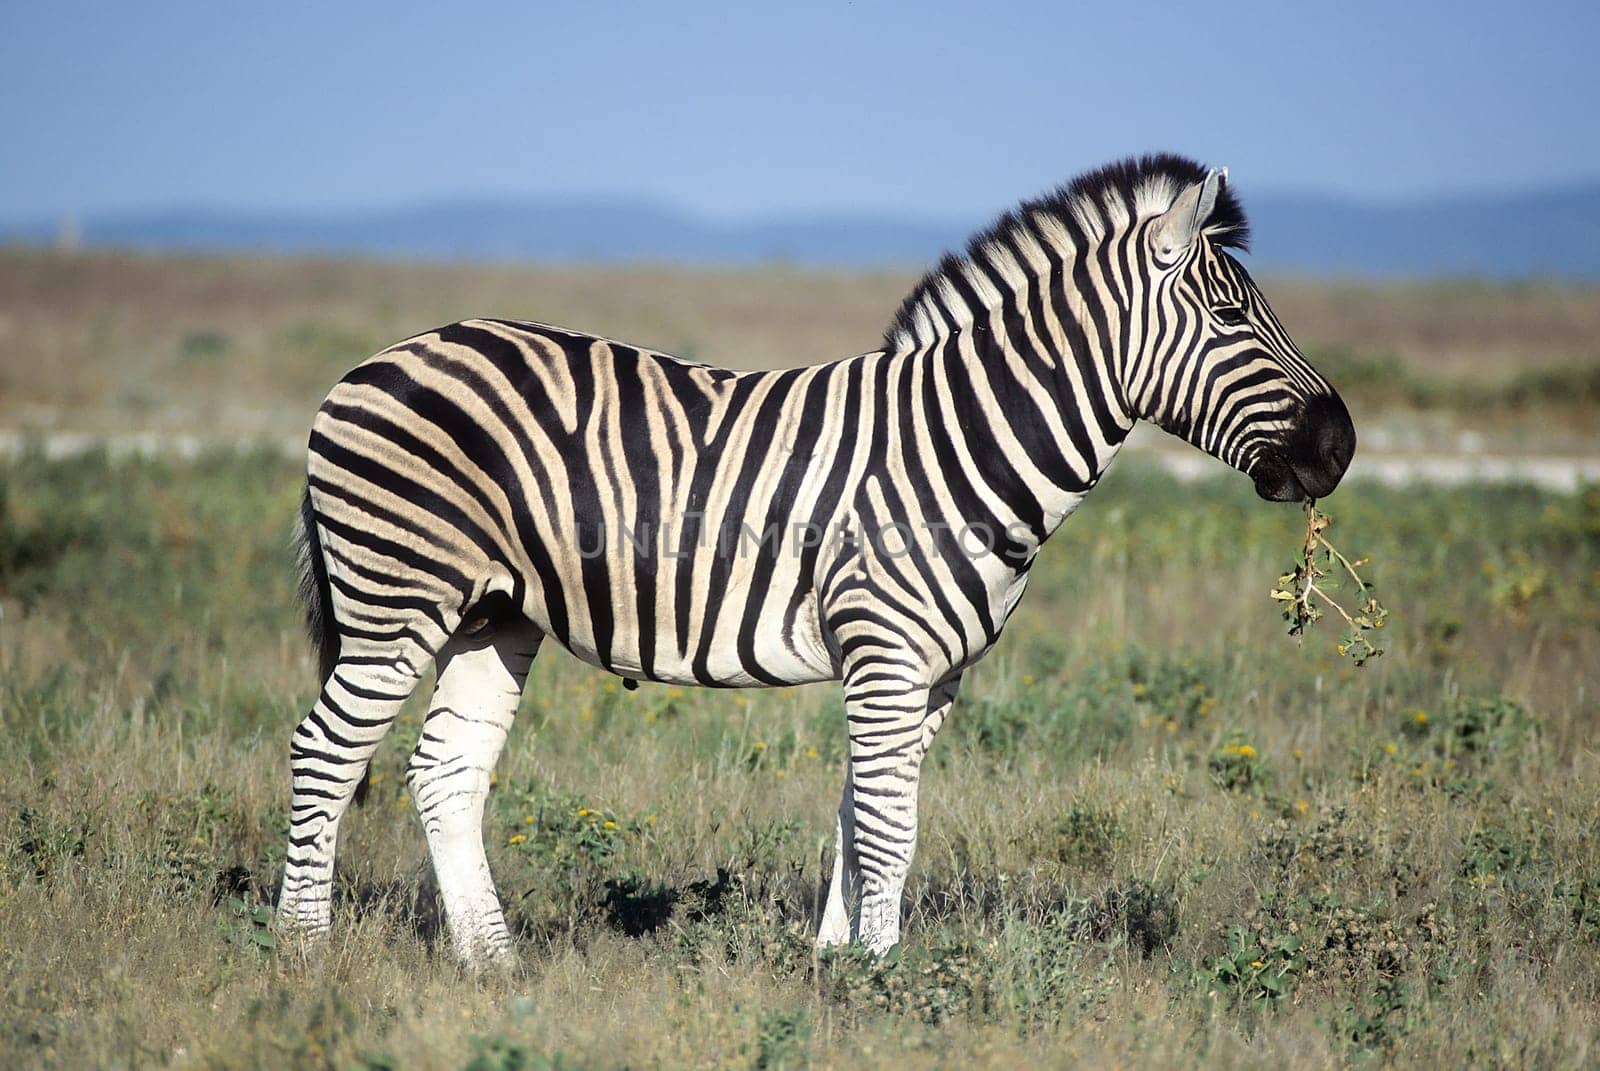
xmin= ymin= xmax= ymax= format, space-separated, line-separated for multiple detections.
xmin=1255 ymin=392 xmax=1357 ymax=501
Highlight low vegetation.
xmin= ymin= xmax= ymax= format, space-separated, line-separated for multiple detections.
xmin=1309 ymin=345 xmax=1600 ymax=414
xmin=2 ymin=447 xmax=1596 ymax=1068
xmin=3 ymin=249 xmax=1598 ymax=444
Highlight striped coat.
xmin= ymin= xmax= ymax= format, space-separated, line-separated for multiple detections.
xmin=276 ymin=154 xmax=1356 ymax=966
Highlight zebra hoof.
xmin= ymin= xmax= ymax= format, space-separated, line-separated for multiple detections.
xmin=450 ymin=930 xmax=521 ymax=976
xmin=456 ymin=947 xmax=521 ymax=978
xmin=272 ymin=902 xmax=332 ymax=943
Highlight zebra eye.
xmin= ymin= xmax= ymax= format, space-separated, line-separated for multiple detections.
xmin=1214 ymin=305 xmax=1248 ymax=327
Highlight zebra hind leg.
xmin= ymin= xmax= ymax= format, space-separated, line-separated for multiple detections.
xmin=816 ymin=765 xmax=858 ymax=949
xmin=406 ymin=615 xmax=541 ymax=971
xmin=276 ymin=649 xmax=429 ymax=945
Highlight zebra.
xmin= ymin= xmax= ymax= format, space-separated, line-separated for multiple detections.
xmin=274 ymin=153 xmax=1355 ymax=968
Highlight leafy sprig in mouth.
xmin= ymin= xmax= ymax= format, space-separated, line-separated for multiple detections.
xmin=1271 ymin=503 xmax=1389 ymax=666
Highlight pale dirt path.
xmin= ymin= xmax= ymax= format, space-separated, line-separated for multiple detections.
xmin=5 ymin=425 xmax=1598 ymax=493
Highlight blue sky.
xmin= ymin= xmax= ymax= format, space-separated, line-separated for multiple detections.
xmin=3 ymin=2 xmax=1596 ymax=222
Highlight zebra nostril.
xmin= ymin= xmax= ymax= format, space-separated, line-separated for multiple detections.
xmin=1282 ymin=393 xmax=1357 ymax=499
xmin=1318 ymin=420 xmax=1350 ymax=470
xmin=1301 ymin=393 xmax=1356 ymax=475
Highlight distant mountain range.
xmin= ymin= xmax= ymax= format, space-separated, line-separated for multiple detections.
xmin=6 ymin=181 xmax=1599 ymax=279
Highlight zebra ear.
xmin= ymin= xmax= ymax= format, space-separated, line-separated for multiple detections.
xmin=1149 ymin=167 xmax=1226 ymax=265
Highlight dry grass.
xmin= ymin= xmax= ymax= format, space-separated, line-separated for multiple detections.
xmin=1254 ymin=277 xmax=1600 ymax=376
xmin=2 ymin=448 xmax=1597 ymax=1069
xmin=0 ymin=249 xmax=904 ymax=437
xmin=3 ymin=248 xmax=1598 ymax=442
xmin=2 ymin=251 xmax=1598 ymax=1067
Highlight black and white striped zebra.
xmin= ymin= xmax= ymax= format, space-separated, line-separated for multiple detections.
xmin=275 ymin=154 xmax=1355 ymax=968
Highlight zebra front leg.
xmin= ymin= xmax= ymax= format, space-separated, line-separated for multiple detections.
xmin=277 ymin=658 xmax=423 ymax=942
xmin=406 ymin=619 xmax=540 ymax=970
xmin=825 ymin=671 xmax=962 ymax=955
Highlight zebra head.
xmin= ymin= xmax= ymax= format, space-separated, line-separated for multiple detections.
xmin=1128 ymin=164 xmax=1356 ymax=501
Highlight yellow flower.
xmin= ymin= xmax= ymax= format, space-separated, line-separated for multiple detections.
xmin=667 ymin=687 xmax=684 ymax=700
xmin=603 ymin=820 xmax=616 ymax=830
xmin=1295 ymin=798 xmax=1309 ymax=815
xmin=603 ymin=681 xmax=618 ymax=695
xmin=754 ymin=741 xmax=766 ymax=751
xmin=646 ymin=814 xmax=656 ymax=825
xmin=1412 ymin=766 xmax=1426 ymax=778
xmin=1336 ymin=644 xmax=1348 ymax=655
xmin=1292 ymin=748 xmax=1304 ymax=761
xmin=804 ymin=747 xmax=819 ymax=760
xmin=1413 ymin=710 xmax=1429 ymax=725
xmin=1165 ymin=719 xmax=1178 ymax=734
xmin=1384 ymin=742 xmax=1398 ymax=755
xmin=524 ymin=815 xmax=535 ymax=825
xmin=508 ymin=834 xmax=527 ymax=845
xmin=1249 ymin=960 xmax=1266 ymax=970
xmin=577 ymin=807 xmax=590 ymax=817
xmin=1022 ymin=674 xmax=1036 ymax=686
xmin=1132 ymin=683 xmax=1146 ymax=696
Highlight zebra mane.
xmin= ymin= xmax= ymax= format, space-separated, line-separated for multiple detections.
xmin=884 ymin=153 xmax=1251 ymax=352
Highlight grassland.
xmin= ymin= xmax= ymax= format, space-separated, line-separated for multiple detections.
xmin=2 ymin=248 xmax=1599 ymax=1069
xmin=3 ymin=248 xmax=1599 ymax=447
xmin=2 ymin=445 xmax=1598 ymax=1069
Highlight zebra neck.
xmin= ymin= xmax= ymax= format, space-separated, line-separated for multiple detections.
xmin=902 ymin=293 xmax=1133 ymax=546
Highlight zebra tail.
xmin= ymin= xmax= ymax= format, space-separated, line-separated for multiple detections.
xmin=295 ymin=484 xmax=339 ymax=686
xmin=295 ymin=484 xmax=372 ymax=805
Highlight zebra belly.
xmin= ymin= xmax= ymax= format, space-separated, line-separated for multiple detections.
xmin=518 ymin=550 xmax=841 ymax=688
xmin=541 ymin=597 xmax=840 ymax=688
